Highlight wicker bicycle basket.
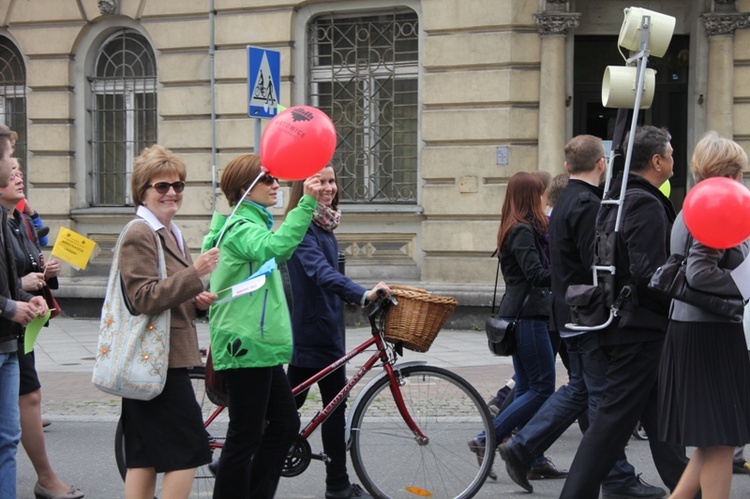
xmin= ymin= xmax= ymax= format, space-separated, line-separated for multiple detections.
xmin=383 ymin=285 xmax=459 ymax=352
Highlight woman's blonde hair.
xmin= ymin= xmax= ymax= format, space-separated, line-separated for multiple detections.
xmin=691 ymin=131 xmax=748 ymax=182
xmin=220 ymin=154 xmax=263 ymax=207
xmin=131 ymin=145 xmax=187 ymax=207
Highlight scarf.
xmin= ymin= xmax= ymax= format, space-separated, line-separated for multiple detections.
xmin=312 ymin=203 xmax=341 ymax=232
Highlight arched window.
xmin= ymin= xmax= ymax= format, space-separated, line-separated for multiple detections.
xmin=0 ymin=37 xmax=26 ymax=171
xmin=90 ymin=30 xmax=156 ymax=206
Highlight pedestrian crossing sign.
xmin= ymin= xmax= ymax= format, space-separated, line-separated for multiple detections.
xmin=248 ymin=46 xmax=281 ymax=118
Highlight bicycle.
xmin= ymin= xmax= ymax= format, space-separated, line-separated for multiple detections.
xmin=116 ymin=291 xmax=496 ymax=499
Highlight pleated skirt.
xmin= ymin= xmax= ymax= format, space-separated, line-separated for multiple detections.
xmin=658 ymin=320 xmax=750 ymax=447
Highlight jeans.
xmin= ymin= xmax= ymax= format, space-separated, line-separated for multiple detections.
xmin=478 ymin=319 xmax=555 ymax=444
xmin=213 ymin=365 xmax=300 ymax=499
xmin=509 ymin=333 xmax=634 ymax=490
xmin=0 ymin=351 xmax=20 ymax=498
xmin=287 ymin=365 xmax=350 ymax=491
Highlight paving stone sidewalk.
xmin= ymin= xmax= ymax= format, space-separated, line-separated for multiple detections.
xmin=35 ymin=316 xmax=557 ymax=420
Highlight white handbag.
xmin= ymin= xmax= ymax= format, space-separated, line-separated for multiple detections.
xmin=92 ymin=219 xmax=171 ymax=400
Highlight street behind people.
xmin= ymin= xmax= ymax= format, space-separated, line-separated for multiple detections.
xmin=285 ymin=163 xmax=388 ymax=499
xmin=658 ymin=131 xmax=750 ymax=499
xmin=117 ymin=145 xmax=219 ymax=499
xmin=202 ymin=154 xmax=322 ymax=499
xmin=559 ymin=126 xmax=690 ymax=499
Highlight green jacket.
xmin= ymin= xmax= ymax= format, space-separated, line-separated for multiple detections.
xmin=202 ymin=196 xmax=317 ymax=370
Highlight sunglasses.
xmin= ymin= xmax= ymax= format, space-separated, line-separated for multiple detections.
xmin=149 ymin=181 xmax=185 ymax=194
xmin=258 ymin=174 xmax=278 ymax=185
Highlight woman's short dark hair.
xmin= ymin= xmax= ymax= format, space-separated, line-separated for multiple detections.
xmin=220 ymin=154 xmax=263 ymax=207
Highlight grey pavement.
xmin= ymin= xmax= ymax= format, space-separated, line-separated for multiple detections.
xmin=23 ymin=317 xmax=750 ymax=498
xmin=31 ymin=316 xmax=522 ymax=421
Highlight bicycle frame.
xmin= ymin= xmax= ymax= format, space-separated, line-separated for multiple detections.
xmin=200 ymin=297 xmax=430 ymax=449
xmin=291 ymin=298 xmax=429 ymax=443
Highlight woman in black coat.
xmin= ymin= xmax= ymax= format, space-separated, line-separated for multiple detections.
xmin=471 ymin=171 xmax=555 ymax=459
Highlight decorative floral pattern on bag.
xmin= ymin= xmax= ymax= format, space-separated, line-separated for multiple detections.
xmin=92 ymin=220 xmax=171 ymax=401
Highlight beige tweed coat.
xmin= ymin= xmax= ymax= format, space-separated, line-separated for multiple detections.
xmin=118 ymin=219 xmax=205 ymax=368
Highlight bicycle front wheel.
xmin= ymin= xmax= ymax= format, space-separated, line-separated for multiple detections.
xmin=350 ymin=365 xmax=495 ymax=499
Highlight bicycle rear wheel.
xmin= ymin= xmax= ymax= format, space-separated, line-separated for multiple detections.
xmin=114 ymin=367 xmax=228 ymax=498
xmin=350 ymin=365 xmax=495 ymax=499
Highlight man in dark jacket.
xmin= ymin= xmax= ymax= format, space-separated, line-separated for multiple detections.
xmin=498 ymin=135 xmax=665 ymax=498
xmin=559 ymin=126 xmax=690 ymax=499
xmin=0 ymin=125 xmax=49 ymax=496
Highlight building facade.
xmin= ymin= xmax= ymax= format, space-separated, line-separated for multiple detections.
xmin=0 ymin=0 xmax=748 ymax=322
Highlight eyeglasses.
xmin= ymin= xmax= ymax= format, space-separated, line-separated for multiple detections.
xmin=9 ymin=171 xmax=23 ymax=181
xmin=258 ymin=174 xmax=278 ymax=185
xmin=149 ymin=181 xmax=185 ymax=194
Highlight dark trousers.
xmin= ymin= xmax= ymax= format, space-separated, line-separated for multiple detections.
xmin=559 ymin=339 xmax=689 ymax=499
xmin=213 ymin=365 xmax=300 ymax=499
xmin=287 ymin=364 xmax=350 ymax=491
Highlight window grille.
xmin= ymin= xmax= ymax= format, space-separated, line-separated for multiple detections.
xmin=0 ymin=38 xmax=27 ymax=174
xmin=90 ymin=30 xmax=156 ymax=206
xmin=308 ymin=10 xmax=419 ymax=204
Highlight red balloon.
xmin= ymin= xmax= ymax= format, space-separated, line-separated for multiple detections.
xmin=683 ymin=177 xmax=750 ymax=249
xmin=260 ymin=106 xmax=337 ymax=181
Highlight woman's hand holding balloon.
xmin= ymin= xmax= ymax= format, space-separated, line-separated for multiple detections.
xmin=303 ymin=175 xmax=323 ymax=200
xmin=194 ymin=247 xmax=220 ymax=277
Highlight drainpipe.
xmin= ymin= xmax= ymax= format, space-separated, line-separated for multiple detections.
xmin=209 ymin=0 xmax=217 ymax=212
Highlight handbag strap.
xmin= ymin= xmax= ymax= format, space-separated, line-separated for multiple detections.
xmin=490 ymin=251 xmax=531 ymax=320
xmin=111 ymin=219 xmax=168 ymax=316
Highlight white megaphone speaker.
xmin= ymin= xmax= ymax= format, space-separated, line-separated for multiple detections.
xmin=618 ymin=7 xmax=676 ymax=58
xmin=601 ymin=66 xmax=656 ymax=109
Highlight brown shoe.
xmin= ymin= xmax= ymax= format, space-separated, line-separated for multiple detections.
xmin=42 ymin=419 xmax=51 ymax=428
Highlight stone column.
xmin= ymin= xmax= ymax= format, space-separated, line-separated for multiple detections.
xmin=533 ymin=9 xmax=580 ymax=172
xmin=700 ymin=4 xmax=749 ymax=136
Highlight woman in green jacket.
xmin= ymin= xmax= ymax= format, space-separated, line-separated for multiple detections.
xmin=202 ymin=153 xmax=321 ymax=499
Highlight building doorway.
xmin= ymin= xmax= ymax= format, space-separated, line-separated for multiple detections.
xmin=573 ymin=35 xmax=690 ymax=209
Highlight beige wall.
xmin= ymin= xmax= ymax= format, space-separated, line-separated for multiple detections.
xmin=0 ymin=0 xmax=746 ymax=305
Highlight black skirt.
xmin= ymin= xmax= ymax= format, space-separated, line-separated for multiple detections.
xmin=122 ymin=368 xmax=211 ymax=473
xmin=658 ymin=320 xmax=750 ymax=447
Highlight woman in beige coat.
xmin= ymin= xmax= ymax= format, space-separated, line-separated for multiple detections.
xmin=117 ymin=145 xmax=219 ymax=499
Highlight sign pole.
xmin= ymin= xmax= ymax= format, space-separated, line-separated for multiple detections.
xmin=255 ymin=118 xmax=262 ymax=158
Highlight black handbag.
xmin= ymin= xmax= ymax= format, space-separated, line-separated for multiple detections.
xmin=485 ymin=256 xmax=530 ymax=356
xmin=648 ymin=234 xmax=745 ymax=321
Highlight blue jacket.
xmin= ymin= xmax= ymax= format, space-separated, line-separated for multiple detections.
xmin=287 ymin=222 xmax=366 ymax=368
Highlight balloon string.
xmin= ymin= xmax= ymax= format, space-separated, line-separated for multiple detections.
xmin=214 ymin=168 xmax=267 ymax=248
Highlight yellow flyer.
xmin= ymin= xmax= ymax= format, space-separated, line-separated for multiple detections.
xmin=51 ymin=227 xmax=97 ymax=270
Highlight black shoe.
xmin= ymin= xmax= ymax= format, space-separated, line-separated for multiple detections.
xmin=325 ymin=483 xmax=372 ymax=499
xmin=497 ymin=443 xmax=533 ymax=493
xmin=601 ymin=474 xmax=667 ymax=499
xmin=467 ymin=438 xmax=498 ymax=480
xmin=527 ymin=457 xmax=567 ymax=479
xmin=733 ymin=459 xmax=750 ymax=474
